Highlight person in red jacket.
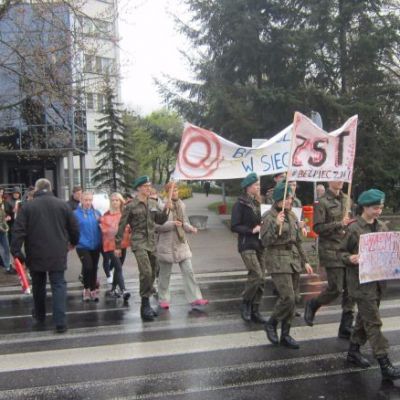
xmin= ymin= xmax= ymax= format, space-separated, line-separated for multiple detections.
xmin=100 ymin=193 xmax=131 ymax=302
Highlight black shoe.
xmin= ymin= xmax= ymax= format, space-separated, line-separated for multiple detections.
xmin=264 ymin=317 xmax=279 ymax=345
xmin=338 ymin=311 xmax=354 ymax=339
xmin=378 ymin=356 xmax=400 ymax=380
xmin=6 ymin=267 xmax=17 ymax=275
xmin=240 ymin=300 xmax=252 ymax=322
xmin=295 ymin=311 xmax=301 ymax=317
xmin=55 ymin=325 xmax=67 ymax=334
xmin=280 ymin=321 xmax=300 ymax=349
xmin=304 ymin=298 xmax=320 ymax=327
xmin=122 ymin=291 xmax=131 ymax=302
xmin=251 ymin=304 xmax=268 ymax=324
xmin=141 ymin=297 xmax=155 ymax=321
xmin=347 ymin=343 xmax=370 ymax=368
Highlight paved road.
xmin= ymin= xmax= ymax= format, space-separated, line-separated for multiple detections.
xmin=1 ymin=193 xmax=400 ymax=399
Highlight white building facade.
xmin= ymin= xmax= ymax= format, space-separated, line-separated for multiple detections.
xmin=63 ymin=0 xmax=121 ymax=197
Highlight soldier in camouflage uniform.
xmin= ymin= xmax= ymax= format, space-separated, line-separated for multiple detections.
xmin=304 ymin=181 xmax=355 ymax=339
xmin=115 ymin=176 xmax=170 ymax=321
xmin=261 ymin=182 xmax=313 ymax=349
xmin=231 ymin=173 xmax=267 ymax=324
xmin=341 ymin=189 xmax=400 ymax=380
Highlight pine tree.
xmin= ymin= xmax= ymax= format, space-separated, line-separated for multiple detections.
xmin=92 ymin=79 xmax=134 ymax=192
xmin=159 ymin=0 xmax=400 ymax=205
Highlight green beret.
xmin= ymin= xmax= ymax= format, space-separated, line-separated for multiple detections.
xmin=273 ymin=181 xmax=293 ymax=202
xmin=241 ymin=172 xmax=258 ymax=189
xmin=133 ymin=175 xmax=151 ymax=190
xmin=358 ymin=189 xmax=385 ymax=206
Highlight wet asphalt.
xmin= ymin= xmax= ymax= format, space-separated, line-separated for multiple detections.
xmin=0 ymin=194 xmax=400 ymax=399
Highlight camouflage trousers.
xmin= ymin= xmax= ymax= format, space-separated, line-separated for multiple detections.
xmin=240 ymin=250 xmax=265 ymax=305
xmin=271 ymin=272 xmax=298 ymax=323
xmin=351 ymin=297 xmax=389 ymax=358
xmin=315 ymin=267 xmax=355 ymax=312
xmin=133 ymin=249 xmax=157 ymax=298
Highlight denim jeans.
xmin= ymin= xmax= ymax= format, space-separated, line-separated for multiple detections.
xmin=105 ymin=250 xmax=127 ymax=291
xmin=0 ymin=231 xmax=11 ymax=268
xmin=30 ymin=270 xmax=67 ymax=327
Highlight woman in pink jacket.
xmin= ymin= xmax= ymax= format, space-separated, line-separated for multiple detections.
xmin=100 ymin=193 xmax=131 ymax=302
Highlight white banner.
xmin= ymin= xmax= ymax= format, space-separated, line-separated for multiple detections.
xmin=359 ymin=232 xmax=400 ymax=284
xmin=173 ymin=113 xmax=357 ymax=182
xmin=290 ymin=112 xmax=357 ymax=182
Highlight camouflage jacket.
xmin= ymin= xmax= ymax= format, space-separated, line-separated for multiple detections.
xmin=341 ymin=217 xmax=387 ymax=300
xmin=115 ymin=197 xmax=168 ymax=252
xmin=260 ymin=206 xmax=308 ymax=274
xmin=313 ymin=189 xmax=349 ymax=268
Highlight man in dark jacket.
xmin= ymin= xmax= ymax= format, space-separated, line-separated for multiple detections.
xmin=66 ymin=186 xmax=82 ymax=211
xmin=11 ymin=179 xmax=80 ymax=333
xmin=231 ymin=172 xmax=267 ymax=323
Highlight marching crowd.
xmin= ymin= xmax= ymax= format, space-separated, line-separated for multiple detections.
xmin=0 ymin=177 xmax=208 ymax=332
xmin=231 ymin=172 xmax=400 ymax=380
xmin=1 ymin=170 xmax=399 ymax=381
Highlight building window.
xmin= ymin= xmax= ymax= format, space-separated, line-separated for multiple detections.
xmin=86 ymin=93 xmax=94 ymax=110
xmin=78 ymin=16 xmax=113 ymax=38
xmin=87 ymin=131 xmax=98 ymax=149
xmin=64 ymin=169 xmax=81 ymax=187
xmin=97 ymin=94 xmax=105 ymax=112
xmin=84 ymin=54 xmax=94 ymax=73
xmin=85 ymin=169 xmax=95 ymax=187
xmin=95 ymin=56 xmax=114 ymax=74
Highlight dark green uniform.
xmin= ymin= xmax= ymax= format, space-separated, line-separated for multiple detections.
xmin=341 ymin=217 xmax=389 ymax=357
xmin=116 ymin=197 xmax=168 ymax=298
xmin=313 ymin=189 xmax=354 ymax=312
xmin=261 ymin=206 xmax=308 ymax=324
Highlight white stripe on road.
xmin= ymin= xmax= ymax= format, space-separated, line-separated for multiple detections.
xmin=1 ymin=316 xmax=400 ymax=373
xmin=1 ymin=348 xmax=400 ymax=400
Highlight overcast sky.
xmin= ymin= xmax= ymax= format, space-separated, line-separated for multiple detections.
xmin=118 ymin=0 xmax=192 ymax=115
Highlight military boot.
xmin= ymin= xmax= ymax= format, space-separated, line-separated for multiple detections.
xmin=264 ymin=317 xmax=279 ymax=345
xmin=304 ymin=298 xmax=320 ymax=326
xmin=338 ymin=311 xmax=354 ymax=339
xmin=240 ymin=300 xmax=252 ymax=322
xmin=280 ymin=321 xmax=300 ymax=349
xmin=251 ymin=303 xmax=268 ymax=324
xmin=347 ymin=342 xmax=370 ymax=368
xmin=141 ymin=297 xmax=155 ymax=321
xmin=377 ymin=356 xmax=400 ymax=380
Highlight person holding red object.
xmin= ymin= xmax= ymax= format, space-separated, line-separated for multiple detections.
xmin=11 ymin=179 xmax=79 ymax=333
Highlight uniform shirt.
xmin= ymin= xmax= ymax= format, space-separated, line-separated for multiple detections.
xmin=341 ymin=216 xmax=387 ymax=299
xmin=115 ymin=197 xmax=168 ymax=252
xmin=260 ymin=206 xmax=308 ymax=274
xmin=313 ymin=189 xmax=349 ymax=268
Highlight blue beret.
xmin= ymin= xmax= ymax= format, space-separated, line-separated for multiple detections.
xmin=133 ymin=176 xmax=151 ymax=190
xmin=273 ymin=181 xmax=293 ymax=202
xmin=358 ymin=189 xmax=385 ymax=206
xmin=241 ymin=172 xmax=258 ymax=189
